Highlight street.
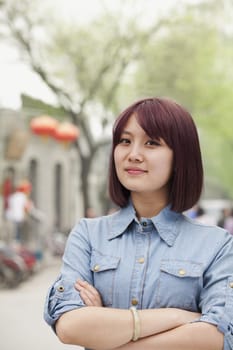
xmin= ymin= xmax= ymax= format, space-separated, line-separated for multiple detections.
xmin=0 ymin=256 xmax=83 ymax=350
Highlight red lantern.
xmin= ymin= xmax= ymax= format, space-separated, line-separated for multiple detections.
xmin=30 ymin=115 xmax=58 ymax=139
xmin=53 ymin=122 xmax=79 ymax=146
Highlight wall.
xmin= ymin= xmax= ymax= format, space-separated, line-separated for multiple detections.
xmin=0 ymin=109 xmax=83 ymax=244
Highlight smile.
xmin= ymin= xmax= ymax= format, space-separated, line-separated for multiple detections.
xmin=125 ymin=168 xmax=147 ymax=175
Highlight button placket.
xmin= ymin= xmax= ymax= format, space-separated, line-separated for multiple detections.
xmin=130 ymin=227 xmax=150 ymax=309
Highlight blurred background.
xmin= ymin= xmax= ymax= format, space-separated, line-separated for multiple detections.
xmin=0 ymin=0 xmax=233 ymax=349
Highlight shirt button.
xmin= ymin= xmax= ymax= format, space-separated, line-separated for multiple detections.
xmin=131 ymin=299 xmax=138 ymax=306
xmin=229 ymin=282 xmax=233 ymax=288
xmin=178 ymin=269 xmax=186 ymax=276
xmin=93 ymin=264 xmax=100 ymax=272
xmin=137 ymin=257 xmax=145 ymax=264
xmin=142 ymin=222 xmax=147 ymax=227
xmin=57 ymin=285 xmax=65 ymax=292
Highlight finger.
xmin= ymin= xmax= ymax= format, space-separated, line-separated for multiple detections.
xmin=79 ymin=289 xmax=95 ymax=306
xmin=75 ymin=280 xmax=98 ymax=297
xmin=75 ymin=280 xmax=92 ymax=293
xmin=75 ymin=280 xmax=102 ymax=306
xmin=79 ymin=286 xmax=102 ymax=306
xmin=75 ymin=279 xmax=83 ymax=291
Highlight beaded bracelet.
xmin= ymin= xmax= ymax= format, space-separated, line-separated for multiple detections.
xmin=130 ymin=306 xmax=140 ymax=341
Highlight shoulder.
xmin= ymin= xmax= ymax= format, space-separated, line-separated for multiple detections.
xmin=80 ymin=211 xmax=117 ymax=227
xmin=180 ymin=213 xmax=233 ymax=245
xmin=72 ymin=211 xmax=118 ymax=237
xmin=181 ymin=213 xmax=226 ymax=233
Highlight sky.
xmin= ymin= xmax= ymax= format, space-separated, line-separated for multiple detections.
xmin=0 ymin=0 xmax=200 ymax=109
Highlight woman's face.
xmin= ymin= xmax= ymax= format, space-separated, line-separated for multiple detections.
xmin=114 ymin=114 xmax=173 ymax=201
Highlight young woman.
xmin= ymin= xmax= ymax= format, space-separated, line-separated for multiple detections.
xmin=44 ymin=97 xmax=233 ymax=350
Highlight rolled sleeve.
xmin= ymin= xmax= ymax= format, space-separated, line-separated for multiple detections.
xmin=218 ymin=277 xmax=233 ymax=350
xmin=44 ymin=219 xmax=93 ymax=328
xmin=44 ymin=276 xmax=86 ymax=327
xmin=198 ymin=235 xmax=233 ymax=350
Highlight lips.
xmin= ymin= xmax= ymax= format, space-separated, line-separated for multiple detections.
xmin=125 ymin=167 xmax=147 ymax=175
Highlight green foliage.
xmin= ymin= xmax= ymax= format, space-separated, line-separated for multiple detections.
xmin=130 ymin=5 xmax=233 ymax=199
xmin=2 ymin=0 xmax=233 ymax=202
xmin=133 ymin=16 xmax=217 ymax=108
xmin=44 ymin=14 xmax=147 ymax=116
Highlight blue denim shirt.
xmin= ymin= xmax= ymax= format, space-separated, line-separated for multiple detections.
xmin=44 ymin=203 xmax=233 ymax=349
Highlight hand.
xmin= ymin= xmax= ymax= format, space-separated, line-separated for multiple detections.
xmin=75 ymin=279 xmax=103 ymax=307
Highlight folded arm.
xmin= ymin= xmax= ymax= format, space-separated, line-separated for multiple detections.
xmin=55 ymin=280 xmax=201 ymax=349
xmin=55 ymin=305 xmax=201 ymax=350
xmin=114 ymin=321 xmax=224 ymax=350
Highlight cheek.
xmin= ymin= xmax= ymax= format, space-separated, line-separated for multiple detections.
xmin=114 ymin=146 xmax=123 ymax=165
xmin=152 ymin=152 xmax=173 ymax=177
xmin=114 ymin=148 xmax=121 ymax=173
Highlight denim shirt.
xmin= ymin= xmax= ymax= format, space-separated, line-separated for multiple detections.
xmin=44 ymin=203 xmax=233 ymax=349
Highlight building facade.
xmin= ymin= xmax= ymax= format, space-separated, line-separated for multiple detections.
xmin=0 ymin=108 xmax=83 ymax=245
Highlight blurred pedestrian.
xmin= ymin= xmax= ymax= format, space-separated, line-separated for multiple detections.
xmin=195 ymin=205 xmax=216 ymax=225
xmin=5 ymin=179 xmax=32 ymax=242
xmin=217 ymin=207 xmax=231 ymax=228
xmin=44 ymin=97 xmax=232 ymax=350
xmin=223 ymin=208 xmax=233 ymax=235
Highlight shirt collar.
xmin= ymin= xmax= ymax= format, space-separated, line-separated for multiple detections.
xmin=151 ymin=206 xmax=181 ymax=246
xmin=108 ymin=202 xmax=136 ymax=240
xmin=108 ymin=202 xmax=181 ymax=246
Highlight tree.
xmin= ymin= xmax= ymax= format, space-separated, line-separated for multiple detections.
xmin=1 ymin=0 xmax=233 ymax=210
xmin=131 ymin=0 xmax=233 ymax=199
xmin=0 ymin=0 xmax=169 ymax=213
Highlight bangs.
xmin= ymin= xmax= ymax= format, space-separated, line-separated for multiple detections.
xmin=112 ymin=98 xmax=175 ymax=148
xmin=135 ymin=100 xmax=173 ymax=147
xmin=112 ymin=109 xmax=135 ymax=146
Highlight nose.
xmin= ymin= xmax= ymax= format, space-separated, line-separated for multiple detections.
xmin=128 ymin=145 xmax=143 ymax=163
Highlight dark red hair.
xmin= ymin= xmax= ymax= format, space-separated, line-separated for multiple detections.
xmin=108 ymin=97 xmax=203 ymax=213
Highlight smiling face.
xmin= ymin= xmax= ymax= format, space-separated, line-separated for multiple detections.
xmin=114 ymin=114 xmax=173 ymax=205
xmin=109 ymin=98 xmax=203 ymax=212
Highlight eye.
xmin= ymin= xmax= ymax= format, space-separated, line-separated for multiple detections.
xmin=119 ymin=138 xmax=130 ymax=144
xmin=145 ymin=139 xmax=161 ymax=146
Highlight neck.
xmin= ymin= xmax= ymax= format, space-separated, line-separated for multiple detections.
xmin=131 ymin=193 xmax=168 ymax=219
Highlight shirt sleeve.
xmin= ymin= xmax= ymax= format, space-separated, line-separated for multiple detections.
xmin=198 ymin=233 xmax=233 ymax=350
xmin=44 ymin=219 xmax=92 ymax=327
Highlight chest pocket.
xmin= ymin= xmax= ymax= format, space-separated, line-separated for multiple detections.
xmin=90 ymin=250 xmax=120 ymax=306
xmin=156 ymin=260 xmax=203 ymax=311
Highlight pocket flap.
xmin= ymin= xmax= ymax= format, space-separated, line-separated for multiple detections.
xmin=90 ymin=250 xmax=120 ymax=272
xmin=160 ymin=260 xmax=203 ymax=278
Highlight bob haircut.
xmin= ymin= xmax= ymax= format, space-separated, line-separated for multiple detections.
xmin=108 ymin=97 xmax=203 ymax=213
